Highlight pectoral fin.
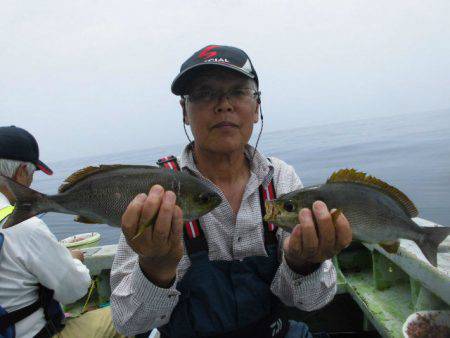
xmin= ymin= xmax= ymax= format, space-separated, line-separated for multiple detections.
xmin=379 ymin=240 xmax=400 ymax=254
xmin=331 ymin=208 xmax=342 ymax=224
xmin=131 ymin=211 xmax=159 ymax=241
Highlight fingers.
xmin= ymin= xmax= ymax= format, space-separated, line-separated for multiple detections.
xmin=284 ymin=201 xmax=352 ymax=267
xmin=152 ymin=190 xmax=177 ymax=243
xmin=284 ymin=208 xmax=319 ymax=259
xmin=334 ymin=210 xmax=352 ymax=251
xmin=299 ymin=208 xmax=319 ymax=258
xmin=312 ymin=201 xmax=335 ymax=256
xmin=122 ymin=185 xmax=175 ymax=244
xmin=170 ymin=205 xmax=184 ymax=245
xmin=122 ymin=193 xmax=147 ymax=240
xmin=138 ymin=185 xmax=164 ymax=233
xmin=284 ymin=223 xmax=302 ymax=257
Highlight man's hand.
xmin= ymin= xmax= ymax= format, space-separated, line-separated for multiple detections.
xmin=70 ymin=249 xmax=85 ymax=262
xmin=121 ymin=185 xmax=184 ymax=288
xmin=283 ymin=200 xmax=352 ymax=274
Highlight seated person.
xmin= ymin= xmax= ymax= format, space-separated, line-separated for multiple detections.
xmin=0 ymin=126 xmax=125 ymax=338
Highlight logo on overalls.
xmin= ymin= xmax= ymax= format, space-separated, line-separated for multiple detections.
xmin=270 ymin=318 xmax=283 ymax=336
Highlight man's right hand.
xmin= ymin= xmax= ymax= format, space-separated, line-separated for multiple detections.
xmin=121 ymin=185 xmax=184 ymax=288
xmin=70 ymin=249 xmax=85 ymax=262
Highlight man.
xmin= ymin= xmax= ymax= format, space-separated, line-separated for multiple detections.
xmin=110 ymin=45 xmax=352 ymax=338
xmin=0 ymin=126 xmax=124 ymax=338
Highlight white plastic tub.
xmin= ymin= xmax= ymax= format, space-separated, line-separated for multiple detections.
xmin=60 ymin=232 xmax=101 ymax=250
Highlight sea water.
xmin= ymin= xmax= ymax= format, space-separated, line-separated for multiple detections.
xmin=33 ymin=110 xmax=450 ymax=245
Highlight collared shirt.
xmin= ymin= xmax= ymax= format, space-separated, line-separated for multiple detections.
xmin=0 ymin=192 xmax=91 ymax=338
xmin=110 ymin=145 xmax=337 ymax=336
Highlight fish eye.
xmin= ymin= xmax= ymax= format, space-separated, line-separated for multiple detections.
xmin=199 ymin=193 xmax=210 ymax=204
xmin=284 ymin=200 xmax=295 ymax=212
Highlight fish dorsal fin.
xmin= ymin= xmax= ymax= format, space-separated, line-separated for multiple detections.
xmin=58 ymin=164 xmax=159 ymax=193
xmin=327 ymin=169 xmax=418 ymax=217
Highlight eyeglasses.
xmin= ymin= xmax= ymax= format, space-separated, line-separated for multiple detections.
xmin=184 ymin=88 xmax=261 ymax=105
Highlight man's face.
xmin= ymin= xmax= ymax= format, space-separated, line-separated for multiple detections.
xmin=182 ymin=69 xmax=259 ymax=154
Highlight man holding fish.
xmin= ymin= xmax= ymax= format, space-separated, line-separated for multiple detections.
xmin=110 ymin=45 xmax=353 ymax=338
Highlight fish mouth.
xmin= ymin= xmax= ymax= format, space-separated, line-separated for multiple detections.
xmin=264 ymin=201 xmax=280 ymax=222
xmin=212 ymin=121 xmax=239 ymax=129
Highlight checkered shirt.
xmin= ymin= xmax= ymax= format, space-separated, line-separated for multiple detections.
xmin=110 ymin=145 xmax=337 ymax=336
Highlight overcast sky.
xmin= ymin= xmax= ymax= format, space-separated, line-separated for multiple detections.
xmin=1 ymin=0 xmax=449 ymax=162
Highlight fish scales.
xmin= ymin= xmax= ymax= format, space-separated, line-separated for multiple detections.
xmin=320 ymin=183 xmax=423 ymax=243
xmin=55 ymin=169 xmax=182 ymax=226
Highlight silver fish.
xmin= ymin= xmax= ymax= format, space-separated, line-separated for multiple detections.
xmin=1 ymin=165 xmax=222 ymax=239
xmin=264 ymin=169 xmax=450 ymax=266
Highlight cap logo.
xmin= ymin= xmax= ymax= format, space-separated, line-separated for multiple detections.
xmin=204 ymin=58 xmax=229 ymax=64
xmin=198 ymin=45 xmax=219 ymax=59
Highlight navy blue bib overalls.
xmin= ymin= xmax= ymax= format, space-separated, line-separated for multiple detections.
xmin=157 ymin=156 xmax=289 ymax=338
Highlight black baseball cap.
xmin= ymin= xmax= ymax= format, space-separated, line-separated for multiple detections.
xmin=171 ymin=44 xmax=259 ymax=95
xmin=0 ymin=126 xmax=53 ymax=175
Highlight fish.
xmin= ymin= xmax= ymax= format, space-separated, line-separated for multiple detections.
xmin=264 ymin=169 xmax=450 ymax=267
xmin=0 ymin=165 xmax=222 ymax=239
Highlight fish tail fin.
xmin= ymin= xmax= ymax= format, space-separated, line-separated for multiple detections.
xmin=0 ymin=175 xmax=58 ymax=228
xmin=416 ymin=226 xmax=450 ymax=267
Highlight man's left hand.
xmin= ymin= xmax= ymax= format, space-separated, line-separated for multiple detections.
xmin=283 ymin=200 xmax=352 ymax=274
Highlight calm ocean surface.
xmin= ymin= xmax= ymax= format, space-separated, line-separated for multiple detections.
xmin=33 ymin=110 xmax=450 ymax=245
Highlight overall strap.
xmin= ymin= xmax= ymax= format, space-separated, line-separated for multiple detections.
xmin=0 ymin=207 xmax=64 ymax=338
xmin=34 ymin=286 xmax=65 ymax=338
xmin=157 ymin=156 xmax=208 ymax=255
xmin=0 ymin=299 xmax=41 ymax=334
xmin=157 ymin=155 xmax=181 ymax=171
xmin=0 ymin=224 xmax=42 ymax=334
